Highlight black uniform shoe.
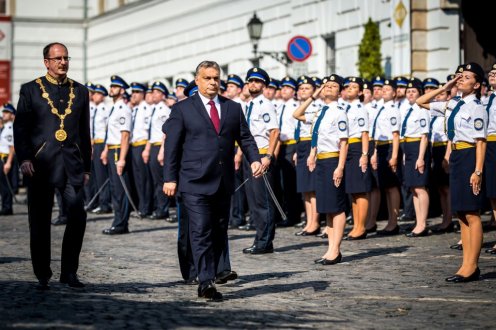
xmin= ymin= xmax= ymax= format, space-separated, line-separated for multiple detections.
xmin=238 ymin=224 xmax=255 ymax=231
xmin=449 ymin=243 xmax=463 ymax=250
xmin=165 ymin=216 xmax=177 ymax=223
xmin=0 ymin=209 xmax=13 ymax=216
xmin=317 ymin=232 xmax=328 ymax=239
xmin=60 ymin=273 xmax=85 ymax=288
xmin=184 ymin=278 xmax=199 ymax=285
xmin=148 ymin=212 xmax=167 ymax=220
xmin=102 ymin=227 xmax=129 ymax=235
xmin=484 ymin=247 xmax=496 ymax=254
xmin=249 ymin=247 xmax=274 ymax=255
xmin=321 ymin=253 xmax=342 ymax=265
xmin=242 ymin=245 xmax=256 ymax=254
xmin=215 ymin=270 xmax=238 ymax=284
xmin=198 ymin=281 xmax=223 ymax=301
xmin=445 ymin=268 xmax=480 ymax=283
xmin=365 ymin=224 xmax=377 ymax=233
xmin=91 ymin=206 xmax=112 ymax=214
xmin=344 ymin=232 xmax=367 ymax=240
xmin=398 ymin=214 xmax=415 ymax=222
xmin=377 ymin=225 xmax=400 ymax=236
xmin=295 ymin=227 xmax=321 ymax=236
xmin=405 ymin=228 xmax=429 ymax=237
xmin=51 ymin=217 xmax=68 ymax=226
xmin=35 ymin=278 xmax=50 ymax=291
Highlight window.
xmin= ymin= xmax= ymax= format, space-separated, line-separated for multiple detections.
xmin=0 ymin=0 xmax=6 ymax=15
xmin=324 ymin=33 xmax=336 ymax=75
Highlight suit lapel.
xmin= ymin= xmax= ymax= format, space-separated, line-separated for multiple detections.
xmin=219 ymin=96 xmax=228 ymax=133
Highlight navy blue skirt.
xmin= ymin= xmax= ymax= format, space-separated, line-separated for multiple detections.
xmin=403 ymin=141 xmax=430 ymax=189
xmin=376 ymin=143 xmax=402 ymax=189
xmin=430 ymin=144 xmax=449 ymax=187
xmin=315 ymin=157 xmax=347 ymax=214
xmin=296 ymin=140 xmax=315 ymax=193
xmin=450 ymin=147 xmax=483 ymax=213
xmin=484 ymin=141 xmax=496 ymax=198
xmin=345 ymin=142 xmax=373 ymax=194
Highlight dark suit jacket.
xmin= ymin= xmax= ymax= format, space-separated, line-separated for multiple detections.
xmin=14 ymin=76 xmax=91 ymax=187
xmin=163 ymin=93 xmax=260 ymax=195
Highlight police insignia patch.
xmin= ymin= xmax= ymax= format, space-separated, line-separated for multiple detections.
xmin=7 ymin=135 xmax=12 ymax=142
xmin=338 ymin=121 xmax=347 ymax=131
xmin=420 ymin=118 xmax=427 ymax=127
xmin=474 ymin=118 xmax=484 ymax=131
xmin=119 ymin=117 xmax=126 ymax=125
xmin=358 ymin=118 xmax=365 ymax=127
xmin=263 ymin=113 xmax=270 ymax=123
xmin=390 ymin=117 xmax=397 ymax=125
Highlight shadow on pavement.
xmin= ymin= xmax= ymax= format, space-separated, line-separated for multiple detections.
xmin=275 ymin=241 xmax=325 ymax=252
xmin=0 ymin=257 xmax=29 ymax=264
xmin=130 ymin=226 xmax=177 ymax=234
xmin=343 ymin=246 xmax=410 ymax=263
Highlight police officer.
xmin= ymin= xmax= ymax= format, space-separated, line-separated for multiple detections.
xmin=166 ymin=92 xmax=178 ymax=108
xmin=292 ymin=76 xmax=321 ymax=235
xmin=370 ymin=79 xmax=402 ymax=235
xmin=240 ymin=67 xmax=280 ymax=255
xmin=175 ymin=78 xmax=189 ymax=101
xmin=84 ymin=82 xmax=98 ymax=211
xmin=130 ymin=82 xmax=153 ymax=217
xmin=143 ymin=81 xmax=171 ymax=220
xmin=297 ymin=74 xmax=348 ymax=264
xmin=401 ymin=79 xmax=430 ymax=237
xmin=89 ymin=84 xmax=112 ymax=214
xmin=275 ymin=76 xmax=302 ymax=227
xmin=101 ymin=75 xmax=133 ymax=235
xmin=417 ymin=63 xmax=487 ymax=282
xmin=0 ymin=103 xmax=16 ymax=215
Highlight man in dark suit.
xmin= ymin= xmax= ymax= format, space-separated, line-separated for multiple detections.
xmin=14 ymin=42 xmax=91 ymax=290
xmin=163 ymin=61 xmax=262 ymax=301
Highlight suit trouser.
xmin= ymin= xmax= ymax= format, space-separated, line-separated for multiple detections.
xmin=243 ymin=157 xmax=276 ymax=249
xmin=0 ymin=157 xmax=13 ymax=211
xmin=278 ymin=144 xmax=302 ymax=223
xmin=131 ymin=145 xmax=153 ymax=215
xmin=55 ymin=189 xmax=68 ymax=221
xmin=149 ymin=145 xmax=169 ymax=216
xmin=181 ymin=183 xmax=230 ymax=284
xmin=27 ymin=175 xmax=86 ymax=280
xmin=92 ymin=143 xmax=112 ymax=210
xmin=107 ymin=148 xmax=131 ymax=229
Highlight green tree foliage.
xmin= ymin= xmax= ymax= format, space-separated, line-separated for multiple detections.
xmin=358 ymin=18 xmax=384 ymax=80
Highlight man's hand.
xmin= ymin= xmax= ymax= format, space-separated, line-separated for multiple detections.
xmin=234 ymin=153 xmax=243 ymax=171
xmin=3 ymin=162 xmax=11 ymax=175
xmin=100 ymin=150 xmax=108 ymax=165
xmin=261 ymin=156 xmax=271 ymax=172
xmin=20 ymin=161 xmax=35 ymax=177
xmin=163 ymin=182 xmax=177 ymax=197
xmin=251 ymin=161 xmax=263 ymax=178
xmin=116 ymin=159 xmax=125 ymax=176
xmin=84 ymin=173 xmax=90 ymax=185
xmin=142 ymin=149 xmax=150 ymax=164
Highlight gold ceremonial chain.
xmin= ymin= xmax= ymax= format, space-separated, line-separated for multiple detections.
xmin=36 ymin=75 xmax=75 ymax=141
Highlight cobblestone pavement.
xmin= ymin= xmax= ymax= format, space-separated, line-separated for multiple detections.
xmin=1 ymin=196 xmax=495 ymax=329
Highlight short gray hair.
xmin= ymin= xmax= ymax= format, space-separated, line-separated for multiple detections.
xmin=195 ymin=61 xmax=220 ymax=77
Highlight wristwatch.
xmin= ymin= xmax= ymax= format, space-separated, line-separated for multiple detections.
xmin=265 ymin=154 xmax=273 ymax=161
xmin=474 ymin=170 xmax=482 ymax=177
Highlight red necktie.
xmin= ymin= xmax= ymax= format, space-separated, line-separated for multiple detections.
xmin=208 ymin=100 xmax=220 ymax=133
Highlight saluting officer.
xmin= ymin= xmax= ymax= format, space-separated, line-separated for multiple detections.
xmin=130 ymin=82 xmax=153 ymax=217
xmin=0 ymin=103 xmax=16 ymax=215
xmin=101 ymin=75 xmax=133 ymax=235
xmin=143 ymin=81 xmax=171 ymax=220
xmin=239 ymin=67 xmax=280 ymax=255
xmin=90 ymin=84 xmax=112 ymax=214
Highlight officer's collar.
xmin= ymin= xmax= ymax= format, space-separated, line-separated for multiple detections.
xmin=45 ymin=73 xmax=68 ymax=85
xmin=461 ymin=93 xmax=476 ymax=103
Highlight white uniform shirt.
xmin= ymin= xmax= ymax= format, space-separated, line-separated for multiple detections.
xmin=486 ymin=93 xmax=496 ymax=136
xmin=346 ymin=99 xmax=369 ymax=138
xmin=447 ymin=94 xmax=487 ymax=143
xmin=131 ymin=101 xmax=152 ymax=143
xmin=400 ymin=103 xmax=430 ymax=138
xmin=0 ymin=121 xmax=14 ymax=154
xmin=89 ymin=101 xmax=96 ymax=139
xmin=232 ymin=96 xmax=246 ymax=111
xmin=149 ymin=101 xmax=171 ymax=144
xmin=366 ymin=99 xmax=383 ymax=135
xmin=371 ymin=100 xmax=400 ymax=141
xmin=93 ymin=102 xmax=110 ymax=141
xmin=245 ymin=94 xmax=278 ymax=149
xmin=308 ymin=101 xmax=348 ymax=153
xmin=277 ymin=99 xmax=299 ymax=142
xmin=106 ymin=99 xmax=132 ymax=145
xmin=299 ymin=100 xmax=321 ymax=138
xmin=198 ymin=93 xmax=221 ymax=120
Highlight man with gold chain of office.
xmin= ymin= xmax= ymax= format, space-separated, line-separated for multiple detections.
xmin=14 ymin=42 xmax=91 ymax=289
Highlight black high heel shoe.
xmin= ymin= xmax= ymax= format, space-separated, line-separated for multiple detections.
xmin=405 ymin=228 xmax=429 ymax=238
xmin=449 ymin=243 xmax=463 ymax=250
xmin=295 ymin=227 xmax=321 ymax=236
xmin=344 ymin=232 xmax=367 ymax=240
xmin=321 ymin=253 xmax=342 ymax=265
xmin=445 ymin=268 xmax=480 ymax=283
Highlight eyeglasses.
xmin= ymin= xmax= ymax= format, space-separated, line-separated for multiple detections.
xmin=45 ymin=56 xmax=71 ymax=63
xmin=488 ymin=72 xmax=496 ymax=77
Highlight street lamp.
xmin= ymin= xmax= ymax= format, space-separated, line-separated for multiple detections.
xmin=247 ymin=12 xmax=263 ymax=67
xmin=246 ymin=12 xmax=292 ymax=68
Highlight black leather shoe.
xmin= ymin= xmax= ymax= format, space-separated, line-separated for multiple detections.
xmin=317 ymin=232 xmax=328 ymax=239
xmin=198 ymin=282 xmax=223 ymax=301
xmin=165 ymin=216 xmax=177 ymax=223
xmin=242 ymin=245 xmax=256 ymax=254
xmin=365 ymin=225 xmax=377 ymax=233
xmin=35 ymin=278 xmax=50 ymax=291
xmin=184 ymin=278 xmax=199 ymax=285
xmin=445 ymin=268 xmax=480 ymax=283
xmin=294 ymin=221 xmax=306 ymax=228
xmin=377 ymin=225 xmax=400 ymax=236
xmin=449 ymin=243 xmax=463 ymax=250
xmin=60 ymin=273 xmax=85 ymax=288
xmin=148 ymin=212 xmax=167 ymax=220
xmin=485 ymin=247 xmax=496 ymax=254
xmin=238 ymin=224 xmax=255 ymax=231
xmin=51 ymin=217 xmax=68 ymax=226
xmin=398 ymin=214 xmax=414 ymax=222
xmin=215 ymin=270 xmax=238 ymax=284
xmin=0 ymin=209 xmax=13 ymax=216
xmin=405 ymin=228 xmax=429 ymax=238
xmin=321 ymin=253 xmax=342 ymax=265
xmin=314 ymin=257 xmax=325 ymax=264
xmin=431 ymin=222 xmax=455 ymax=234
xmin=344 ymin=232 xmax=367 ymax=241
xmin=249 ymin=247 xmax=274 ymax=255
xmin=102 ymin=227 xmax=129 ymax=235
xmin=91 ymin=207 xmax=112 ymax=214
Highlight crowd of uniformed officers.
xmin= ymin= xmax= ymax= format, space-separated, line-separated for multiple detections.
xmin=2 ymin=60 xmax=496 ymax=284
